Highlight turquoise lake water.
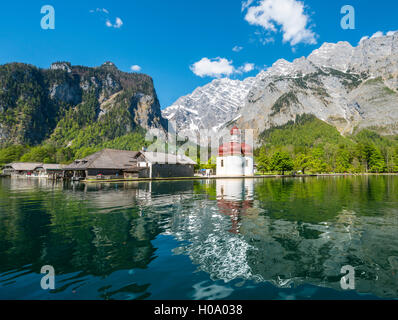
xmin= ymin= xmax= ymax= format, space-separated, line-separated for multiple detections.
xmin=0 ymin=176 xmax=397 ymax=300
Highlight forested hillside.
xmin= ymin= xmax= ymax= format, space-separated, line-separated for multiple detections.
xmin=256 ymin=114 xmax=398 ymax=174
xmin=0 ymin=61 xmax=167 ymax=164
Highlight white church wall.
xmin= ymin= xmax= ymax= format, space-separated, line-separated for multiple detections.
xmin=244 ymin=156 xmax=254 ymax=176
xmin=217 ymin=156 xmax=244 ymax=177
xmin=216 ymin=157 xmax=227 ymax=176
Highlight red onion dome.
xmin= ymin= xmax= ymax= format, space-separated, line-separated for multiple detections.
xmin=218 ymin=142 xmax=253 ymax=156
xmin=241 ymin=143 xmax=253 ymax=156
xmin=219 ymin=142 xmax=242 ymax=156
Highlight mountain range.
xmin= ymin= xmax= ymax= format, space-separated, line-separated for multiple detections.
xmin=163 ymin=33 xmax=398 ymax=145
xmin=1 ymin=33 xmax=398 ymax=155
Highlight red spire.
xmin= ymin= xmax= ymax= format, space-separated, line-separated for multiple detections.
xmin=230 ymin=126 xmax=241 ymax=136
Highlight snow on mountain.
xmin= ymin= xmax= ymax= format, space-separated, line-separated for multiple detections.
xmin=162 ymin=77 xmax=255 ymax=139
xmin=237 ymin=32 xmax=398 ymax=140
xmin=163 ymin=32 xmax=398 ymax=145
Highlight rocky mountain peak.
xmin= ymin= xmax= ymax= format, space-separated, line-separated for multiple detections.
xmin=50 ymin=61 xmax=72 ymax=73
xmin=101 ymin=61 xmax=117 ymax=69
xmin=164 ymin=33 xmax=398 ymax=145
xmin=308 ymin=41 xmax=354 ymax=71
xmin=162 ymin=76 xmax=255 ymax=142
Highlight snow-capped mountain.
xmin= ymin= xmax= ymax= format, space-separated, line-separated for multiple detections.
xmin=237 ymin=33 xmax=398 ymax=139
xmin=162 ymin=77 xmax=255 ymax=138
xmin=163 ymin=32 xmax=398 ymax=144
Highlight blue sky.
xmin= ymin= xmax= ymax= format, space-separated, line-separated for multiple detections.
xmin=0 ymin=0 xmax=397 ymax=108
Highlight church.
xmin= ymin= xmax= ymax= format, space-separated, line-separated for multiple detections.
xmin=216 ymin=126 xmax=254 ymax=177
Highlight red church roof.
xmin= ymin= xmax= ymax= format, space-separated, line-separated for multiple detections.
xmin=219 ymin=126 xmax=253 ymax=156
xmin=218 ymin=142 xmax=253 ymax=156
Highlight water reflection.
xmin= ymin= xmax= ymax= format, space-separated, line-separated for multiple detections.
xmin=217 ymin=179 xmax=254 ymax=234
xmin=0 ymin=176 xmax=397 ymax=299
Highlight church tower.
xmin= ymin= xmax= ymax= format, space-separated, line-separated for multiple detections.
xmin=216 ymin=126 xmax=254 ymax=177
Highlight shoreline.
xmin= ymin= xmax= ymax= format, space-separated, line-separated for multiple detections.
xmin=2 ymin=173 xmax=397 ymax=183
xmin=79 ymin=173 xmax=398 ymax=183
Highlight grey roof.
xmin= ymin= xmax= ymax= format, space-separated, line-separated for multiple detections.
xmin=65 ymin=149 xmax=142 ymax=170
xmin=143 ymin=152 xmax=196 ymax=165
xmin=42 ymin=164 xmax=66 ymax=170
xmin=64 ymin=149 xmax=197 ymax=171
xmin=6 ymin=163 xmax=43 ymax=171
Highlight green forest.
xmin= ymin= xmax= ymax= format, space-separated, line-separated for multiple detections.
xmin=0 ymin=130 xmax=149 ymax=165
xmin=2 ymin=113 xmax=398 ymax=176
xmin=255 ymin=114 xmax=398 ymax=174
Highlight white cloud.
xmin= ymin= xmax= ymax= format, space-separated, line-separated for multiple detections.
xmin=106 ymin=17 xmax=123 ymax=29
xmin=131 ymin=65 xmax=142 ymax=72
xmin=90 ymin=8 xmax=109 ymax=14
xmin=261 ymin=37 xmax=275 ymax=45
xmin=232 ymin=46 xmax=244 ymax=52
xmin=190 ymin=57 xmax=255 ymax=78
xmin=243 ymin=0 xmax=317 ymax=46
xmin=91 ymin=8 xmax=123 ymax=29
xmin=387 ymin=30 xmax=398 ymax=36
xmin=239 ymin=63 xmax=255 ymax=73
xmin=190 ymin=58 xmax=235 ymax=78
xmin=115 ymin=17 xmax=123 ymax=28
xmin=241 ymin=0 xmax=254 ymax=12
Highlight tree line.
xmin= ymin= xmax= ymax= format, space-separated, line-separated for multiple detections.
xmin=255 ymin=114 xmax=398 ymax=175
xmin=256 ymin=141 xmax=398 ymax=175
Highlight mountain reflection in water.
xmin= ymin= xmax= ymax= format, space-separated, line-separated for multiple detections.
xmin=0 ymin=176 xmax=397 ymax=300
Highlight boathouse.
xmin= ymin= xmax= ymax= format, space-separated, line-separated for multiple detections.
xmin=64 ymin=149 xmax=196 ymax=180
xmin=2 ymin=163 xmax=66 ymax=178
xmin=2 ymin=163 xmax=44 ymax=177
xmin=142 ymin=151 xmax=196 ymax=178
xmin=64 ymin=149 xmax=146 ymax=180
xmin=37 ymin=164 xmax=66 ymax=179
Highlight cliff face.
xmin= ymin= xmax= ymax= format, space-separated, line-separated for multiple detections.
xmin=237 ymin=33 xmax=398 ymax=140
xmin=0 ymin=61 xmax=167 ymax=147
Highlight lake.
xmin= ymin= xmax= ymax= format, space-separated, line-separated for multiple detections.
xmin=0 ymin=176 xmax=397 ymax=300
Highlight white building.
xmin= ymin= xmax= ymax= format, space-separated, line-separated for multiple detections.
xmin=216 ymin=126 xmax=254 ymax=177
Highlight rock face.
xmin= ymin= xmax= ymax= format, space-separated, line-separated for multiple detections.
xmin=162 ymin=77 xmax=255 ymax=140
xmin=0 ymin=61 xmax=167 ymax=146
xmin=238 ymin=33 xmax=398 ymax=139
xmin=164 ymin=33 xmax=398 ymax=144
